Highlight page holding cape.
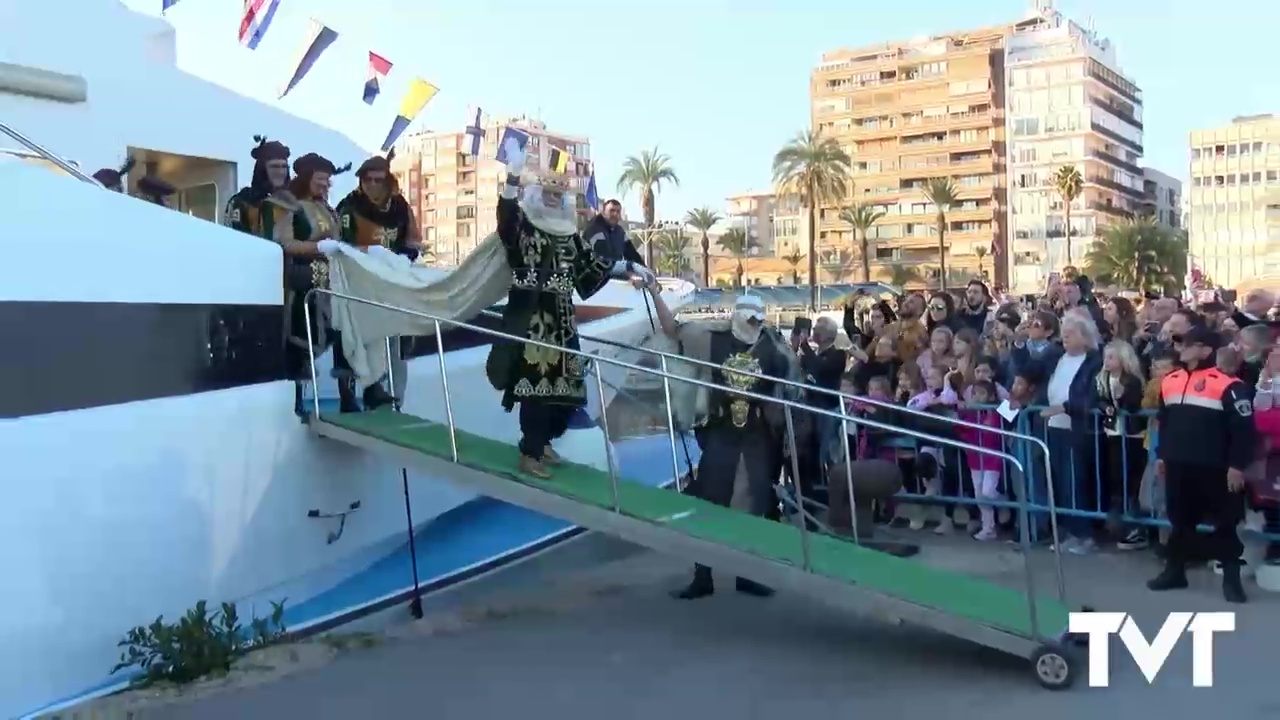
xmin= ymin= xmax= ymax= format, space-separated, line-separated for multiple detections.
xmin=328 ymin=233 xmax=512 ymax=390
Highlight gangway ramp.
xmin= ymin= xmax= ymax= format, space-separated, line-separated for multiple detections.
xmin=312 ymin=409 xmax=1076 ymax=686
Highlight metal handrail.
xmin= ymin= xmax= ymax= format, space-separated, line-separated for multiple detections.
xmin=304 ymin=287 xmax=1066 ymax=642
xmin=0 ymin=121 xmax=103 ymax=186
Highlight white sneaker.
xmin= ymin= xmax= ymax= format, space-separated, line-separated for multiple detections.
xmin=1050 ymin=537 xmax=1079 ymax=553
xmin=908 ymin=517 xmax=927 ymax=531
xmin=973 ymin=528 xmax=999 ymax=541
xmin=933 ymin=518 xmax=954 ymax=535
xmin=1067 ymin=538 xmax=1097 ymax=555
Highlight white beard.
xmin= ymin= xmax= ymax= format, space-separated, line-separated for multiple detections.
xmin=731 ymin=313 xmax=763 ymax=345
xmin=521 ymin=200 xmax=578 ymax=237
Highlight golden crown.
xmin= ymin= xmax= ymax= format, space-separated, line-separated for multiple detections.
xmin=533 ymin=173 xmax=572 ymax=192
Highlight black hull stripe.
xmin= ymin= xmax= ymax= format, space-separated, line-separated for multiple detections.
xmin=2 ymin=300 xmax=630 ymax=419
xmin=0 ymin=301 xmax=289 ymax=419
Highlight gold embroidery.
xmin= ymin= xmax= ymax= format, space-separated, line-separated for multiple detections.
xmin=721 ymin=352 xmax=762 ymax=428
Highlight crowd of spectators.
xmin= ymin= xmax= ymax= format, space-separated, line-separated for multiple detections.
xmin=786 ymin=277 xmax=1280 ymax=569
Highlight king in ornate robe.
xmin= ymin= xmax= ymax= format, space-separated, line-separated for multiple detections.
xmin=486 ymin=172 xmax=615 ymax=477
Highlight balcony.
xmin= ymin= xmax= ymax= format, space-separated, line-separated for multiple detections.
xmin=1089 ymin=148 xmax=1142 ymax=176
xmin=1090 ymin=96 xmax=1143 ymax=131
xmin=1087 ymin=64 xmax=1142 ymax=105
xmin=1089 ymin=200 xmax=1133 ymax=219
xmin=1087 ymin=174 xmax=1146 ymax=202
xmin=1090 ymin=122 xmax=1143 ymax=155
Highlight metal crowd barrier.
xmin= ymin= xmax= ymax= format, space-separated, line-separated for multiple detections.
xmin=872 ymin=405 xmax=1280 ymax=544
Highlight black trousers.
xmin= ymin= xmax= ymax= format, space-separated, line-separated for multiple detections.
xmin=1164 ymin=462 xmax=1245 ymax=567
xmin=1103 ymin=434 xmax=1146 ymax=517
xmin=518 ymin=401 xmax=575 ymax=459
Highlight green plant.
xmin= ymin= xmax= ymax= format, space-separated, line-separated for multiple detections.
xmin=111 ymin=599 xmax=287 ymax=686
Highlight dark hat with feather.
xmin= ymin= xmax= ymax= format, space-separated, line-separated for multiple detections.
xmin=250 ymin=134 xmax=290 ymax=163
xmin=93 ymin=157 xmax=135 ymax=191
xmin=137 ymin=175 xmax=177 ymax=202
xmin=293 ymin=153 xmax=351 ymax=177
xmin=356 ymin=148 xmax=395 ymax=178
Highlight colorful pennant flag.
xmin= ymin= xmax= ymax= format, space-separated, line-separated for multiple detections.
xmin=239 ymin=0 xmax=282 ymax=50
xmin=465 ymin=107 xmax=486 ymax=157
xmin=363 ymin=52 xmax=393 ymax=105
xmin=547 ymin=147 xmax=571 ymax=174
xmin=380 ymin=77 xmax=440 ymax=152
xmin=278 ymin=19 xmax=338 ymax=100
xmin=585 ymin=165 xmax=600 ymax=211
xmin=495 ymin=127 xmax=530 ymax=166
xmin=161 ymin=0 xmax=182 ymax=12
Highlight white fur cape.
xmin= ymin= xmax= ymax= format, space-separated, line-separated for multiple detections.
xmin=327 ymin=233 xmax=512 ymax=390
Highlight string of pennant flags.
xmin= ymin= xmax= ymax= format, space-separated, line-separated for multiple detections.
xmin=160 ymin=0 xmax=601 ymax=210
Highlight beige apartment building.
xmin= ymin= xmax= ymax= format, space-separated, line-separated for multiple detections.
xmin=391 ymin=116 xmax=591 ymax=266
xmin=1188 ymin=114 xmax=1280 ymax=288
xmin=811 ymin=24 xmax=1008 ymax=288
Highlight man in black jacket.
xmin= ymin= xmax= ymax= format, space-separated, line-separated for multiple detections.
xmin=582 ymin=199 xmax=646 ymax=267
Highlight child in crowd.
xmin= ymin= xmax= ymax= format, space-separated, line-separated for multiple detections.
xmin=959 ymin=380 xmax=1006 ymax=540
xmin=1139 ymin=352 xmax=1177 ymax=551
xmin=1216 ymin=346 xmax=1242 ymax=377
xmin=1096 ymin=339 xmax=1149 ymax=550
xmin=967 ymin=355 xmax=1010 ymax=402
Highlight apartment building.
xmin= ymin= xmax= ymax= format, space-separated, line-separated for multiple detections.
xmin=1139 ymin=167 xmax=1181 ymax=229
xmin=724 ymin=190 xmax=806 ymax=257
xmin=811 ymin=24 xmax=1008 ymax=288
xmin=1004 ymin=5 xmax=1145 ymax=293
xmin=391 ymin=116 xmax=591 ymax=266
xmin=1188 ymin=114 xmax=1280 ymax=287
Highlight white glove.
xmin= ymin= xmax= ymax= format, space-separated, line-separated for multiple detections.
xmin=633 ymin=265 xmax=657 ymax=287
xmin=316 ymin=239 xmax=340 ymax=256
xmin=501 ymin=136 xmax=526 ymax=174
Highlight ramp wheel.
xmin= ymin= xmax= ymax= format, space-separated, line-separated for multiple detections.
xmin=1032 ymin=643 xmax=1076 ymax=690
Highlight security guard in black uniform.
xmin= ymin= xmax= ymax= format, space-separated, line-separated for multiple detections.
xmin=1148 ymin=326 xmax=1257 ymax=603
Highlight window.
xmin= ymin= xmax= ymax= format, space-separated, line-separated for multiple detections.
xmin=1191 ymin=148 xmax=1201 ymax=160
xmin=176 ymin=182 xmax=218 ymax=223
xmin=1228 ymin=144 xmax=1238 ymax=157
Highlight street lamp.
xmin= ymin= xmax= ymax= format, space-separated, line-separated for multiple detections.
xmin=628 ymin=220 xmax=686 ymax=277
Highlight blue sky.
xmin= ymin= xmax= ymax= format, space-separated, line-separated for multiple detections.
xmin=130 ymin=0 xmax=1277 ymax=221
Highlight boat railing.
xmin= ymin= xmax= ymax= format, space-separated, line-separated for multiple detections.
xmin=0 ymin=120 xmax=103 ymax=186
xmin=526 ymin=304 xmax=1061 ymax=581
xmin=476 ymin=302 xmax=1063 ymax=598
xmin=304 ymin=287 xmax=1069 ymax=642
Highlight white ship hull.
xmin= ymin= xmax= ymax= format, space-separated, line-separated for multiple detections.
xmin=0 ymin=4 xmax=696 ymax=714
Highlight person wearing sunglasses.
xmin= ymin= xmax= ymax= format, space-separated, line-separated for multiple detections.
xmin=925 ymin=292 xmax=958 ymax=334
xmin=224 ymin=135 xmax=293 ymax=239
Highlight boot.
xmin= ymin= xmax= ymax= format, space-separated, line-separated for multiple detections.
xmin=1146 ymin=562 xmax=1189 ymax=591
xmin=518 ymin=454 xmax=551 ymax=479
xmin=542 ymin=445 xmax=562 ymax=466
xmin=363 ymin=382 xmax=395 ymax=411
xmin=734 ymin=577 xmax=774 ymax=597
xmin=672 ymin=565 xmax=714 ymax=600
xmin=1222 ymin=564 xmax=1247 ymax=604
xmin=338 ymin=378 xmax=361 ymax=414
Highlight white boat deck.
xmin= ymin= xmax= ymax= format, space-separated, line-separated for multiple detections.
xmin=63 ymin=534 xmax=1279 ymax=719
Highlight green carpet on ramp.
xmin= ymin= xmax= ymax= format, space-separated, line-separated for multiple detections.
xmin=321 ymin=409 xmax=1070 ymax=639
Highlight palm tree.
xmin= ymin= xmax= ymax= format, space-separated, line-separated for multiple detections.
xmin=922 ymin=177 xmax=958 ymax=290
xmin=652 ymin=230 xmax=691 ymax=277
xmin=886 ymin=263 xmax=923 ymax=289
xmin=1052 ymin=164 xmax=1084 ymax=266
xmin=717 ymin=226 xmax=749 ymax=288
xmin=684 ymin=206 xmax=721 ymax=287
xmin=781 ymin=248 xmax=805 ymax=284
xmin=771 ymin=130 xmax=852 ymax=310
xmin=839 ymin=202 xmax=887 ymax=284
xmin=974 ymin=244 xmax=989 ymax=281
xmin=1084 ymin=217 xmax=1187 ymax=295
xmin=616 ymin=147 xmax=679 ymax=267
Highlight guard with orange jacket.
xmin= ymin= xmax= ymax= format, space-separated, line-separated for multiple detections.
xmin=1148 ymin=325 xmax=1257 ymax=603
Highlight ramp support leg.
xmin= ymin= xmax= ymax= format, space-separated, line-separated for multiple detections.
xmin=401 ymin=468 xmax=424 ymax=619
